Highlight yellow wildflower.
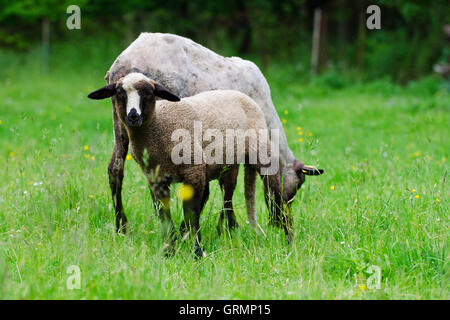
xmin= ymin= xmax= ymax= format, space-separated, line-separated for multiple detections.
xmin=412 ymin=189 xmax=416 ymax=193
xmin=177 ymin=184 xmax=194 ymax=202
xmin=365 ymin=196 xmax=369 ymax=200
xmin=436 ymin=197 xmax=440 ymax=203
xmin=85 ymin=154 xmax=90 ymax=159
xmin=330 ymin=185 xmax=335 ymax=191
xmin=284 ymin=110 xmax=288 ymax=115
xmin=298 ymin=138 xmax=303 ymax=142
xmin=126 ymin=154 xmax=132 ymax=161
xmin=359 ymin=284 xmax=367 ymax=291
xmin=415 ymin=194 xmax=420 ymax=199
xmin=9 ymin=151 xmax=14 ymax=157
xmin=297 ymin=126 xmax=301 ymax=131
xmin=91 ymin=156 xmax=95 ymax=161
xmin=89 ymin=194 xmax=94 ymax=199
xmin=298 ymin=131 xmax=303 ymax=135
xmin=84 ymin=145 xmax=89 ymax=151
xmin=282 ymin=119 xmax=287 ymax=124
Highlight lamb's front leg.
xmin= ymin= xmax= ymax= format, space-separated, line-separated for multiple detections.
xmin=108 ymin=106 xmax=129 ymax=234
xmin=150 ymin=181 xmax=176 ymax=257
xmin=180 ymin=183 xmax=209 ymax=237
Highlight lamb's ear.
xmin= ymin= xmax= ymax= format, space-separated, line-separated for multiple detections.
xmin=294 ymin=161 xmax=324 ymax=176
xmin=88 ymin=83 xmax=117 ymax=100
xmin=153 ymin=83 xmax=180 ymax=102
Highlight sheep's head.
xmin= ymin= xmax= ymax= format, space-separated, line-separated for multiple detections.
xmin=283 ymin=160 xmax=324 ymax=204
xmin=88 ymin=72 xmax=180 ymax=128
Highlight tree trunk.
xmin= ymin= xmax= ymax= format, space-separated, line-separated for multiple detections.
xmin=311 ymin=8 xmax=322 ymax=75
xmin=320 ymin=10 xmax=329 ymax=70
xmin=42 ymin=18 xmax=50 ymax=74
xmin=357 ymin=10 xmax=366 ymax=73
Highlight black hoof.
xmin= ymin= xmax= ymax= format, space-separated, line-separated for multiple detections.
xmin=228 ymin=221 xmax=239 ymax=231
xmin=179 ymin=221 xmax=188 ymax=236
xmin=268 ymin=219 xmax=282 ymax=228
xmin=116 ymin=223 xmax=128 ymax=234
xmin=194 ymin=246 xmax=204 ymax=259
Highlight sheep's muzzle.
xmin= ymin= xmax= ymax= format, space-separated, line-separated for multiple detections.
xmin=126 ymin=108 xmax=143 ymax=128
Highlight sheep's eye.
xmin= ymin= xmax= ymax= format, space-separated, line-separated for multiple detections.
xmin=116 ymin=89 xmax=126 ymax=99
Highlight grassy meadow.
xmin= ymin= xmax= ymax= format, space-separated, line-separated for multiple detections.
xmin=0 ymin=39 xmax=448 ymax=299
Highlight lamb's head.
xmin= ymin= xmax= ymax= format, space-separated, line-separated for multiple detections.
xmin=88 ymin=72 xmax=180 ymax=128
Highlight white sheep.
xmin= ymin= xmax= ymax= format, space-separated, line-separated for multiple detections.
xmin=103 ymin=32 xmax=323 ymax=235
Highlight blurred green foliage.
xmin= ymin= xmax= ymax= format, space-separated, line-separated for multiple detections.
xmin=0 ymin=0 xmax=449 ymax=82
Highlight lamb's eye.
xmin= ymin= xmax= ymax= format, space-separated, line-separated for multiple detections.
xmin=141 ymin=88 xmax=153 ymax=97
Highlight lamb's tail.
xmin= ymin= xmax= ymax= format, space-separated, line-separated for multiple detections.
xmin=245 ymin=165 xmax=266 ymax=237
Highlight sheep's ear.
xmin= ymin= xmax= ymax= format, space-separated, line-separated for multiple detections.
xmin=88 ymin=83 xmax=117 ymax=100
xmin=153 ymin=83 xmax=180 ymax=102
xmin=294 ymin=161 xmax=324 ymax=176
xmin=301 ymin=166 xmax=324 ymax=176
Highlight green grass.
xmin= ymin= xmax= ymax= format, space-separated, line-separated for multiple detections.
xmin=0 ymin=42 xmax=448 ymax=299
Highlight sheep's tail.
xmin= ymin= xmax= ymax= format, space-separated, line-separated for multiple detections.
xmin=244 ymin=165 xmax=266 ymax=237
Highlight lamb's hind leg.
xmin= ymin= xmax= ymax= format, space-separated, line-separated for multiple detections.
xmin=245 ymin=165 xmax=266 ymax=236
xmin=108 ymin=105 xmax=129 ymax=234
xmin=217 ymin=166 xmax=239 ymax=236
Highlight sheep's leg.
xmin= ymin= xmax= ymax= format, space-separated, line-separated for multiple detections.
xmin=158 ymin=202 xmax=176 ymax=257
xmin=108 ymin=106 xmax=129 ymax=234
xmin=217 ymin=166 xmax=239 ymax=236
xmin=150 ymin=184 xmax=176 ymax=257
xmin=265 ymin=189 xmax=281 ymax=227
xmin=183 ymin=194 xmax=204 ymax=258
xmin=181 ymin=169 xmax=205 ymax=259
xmin=180 ymin=183 xmax=209 ymax=237
xmin=263 ymin=172 xmax=282 ymax=227
xmin=262 ymin=173 xmax=292 ymax=243
xmin=200 ymin=183 xmax=210 ymax=211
